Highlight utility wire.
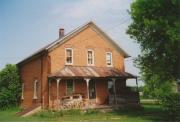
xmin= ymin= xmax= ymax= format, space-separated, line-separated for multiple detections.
xmin=1 ymin=17 xmax=131 ymax=59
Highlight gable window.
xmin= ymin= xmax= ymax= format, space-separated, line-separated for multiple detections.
xmin=87 ymin=50 xmax=94 ymax=65
xmin=66 ymin=80 xmax=74 ymax=95
xmin=33 ymin=80 xmax=38 ymax=99
xmin=65 ymin=48 xmax=73 ymax=65
xmin=106 ymin=52 xmax=112 ymax=66
xmin=21 ymin=83 xmax=24 ymax=100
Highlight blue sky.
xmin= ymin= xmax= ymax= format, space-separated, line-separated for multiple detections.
xmin=0 ymin=0 xmax=142 ymax=85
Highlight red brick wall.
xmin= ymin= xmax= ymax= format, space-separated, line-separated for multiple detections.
xmin=49 ymin=26 xmax=125 ymax=74
xmin=20 ymin=57 xmax=42 ymax=109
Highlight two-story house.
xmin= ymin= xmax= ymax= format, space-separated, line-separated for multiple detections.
xmin=18 ymin=21 xmax=139 ymax=112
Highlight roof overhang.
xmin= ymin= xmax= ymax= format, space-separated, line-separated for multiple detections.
xmin=48 ymin=66 xmax=137 ymax=79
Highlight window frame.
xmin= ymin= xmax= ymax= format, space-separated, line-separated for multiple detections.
xmin=106 ymin=52 xmax=113 ymax=66
xmin=87 ymin=49 xmax=94 ymax=66
xmin=33 ymin=80 xmax=38 ymax=99
xmin=66 ymin=79 xmax=74 ymax=95
xmin=65 ymin=48 xmax=73 ymax=65
xmin=21 ymin=82 xmax=24 ymax=100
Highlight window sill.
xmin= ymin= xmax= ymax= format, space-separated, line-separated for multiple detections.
xmin=33 ymin=97 xmax=38 ymax=100
xmin=65 ymin=63 xmax=73 ymax=65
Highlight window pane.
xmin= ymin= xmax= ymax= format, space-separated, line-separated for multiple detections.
xmin=108 ymin=81 xmax=114 ymax=94
xmin=67 ymin=50 xmax=72 ymax=57
xmin=106 ymin=53 xmax=112 ymax=65
xmin=67 ymin=57 xmax=72 ymax=63
xmin=87 ymin=51 xmax=93 ymax=65
xmin=66 ymin=49 xmax=72 ymax=64
xmin=88 ymin=51 xmax=92 ymax=58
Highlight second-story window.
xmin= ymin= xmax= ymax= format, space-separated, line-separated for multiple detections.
xmin=87 ymin=50 xmax=94 ymax=65
xmin=65 ymin=48 xmax=73 ymax=65
xmin=106 ymin=52 xmax=112 ymax=66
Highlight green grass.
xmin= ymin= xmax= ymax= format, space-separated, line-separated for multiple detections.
xmin=0 ymin=103 xmax=179 ymax=122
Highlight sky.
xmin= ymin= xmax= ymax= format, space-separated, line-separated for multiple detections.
xmin=0 ymin=0 xmax=142 ymax=86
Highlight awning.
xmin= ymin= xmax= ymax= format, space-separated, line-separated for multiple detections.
xmin=49 ymin=66 xmax=136 ymax=79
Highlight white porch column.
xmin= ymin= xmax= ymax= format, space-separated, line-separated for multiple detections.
xmin=112 ymin=78 xmax=117 ymax=105
xmin=84 ymin=78 xmax=90 ymax=100
xmin=56 ymin=78 xmax=61 ymax=110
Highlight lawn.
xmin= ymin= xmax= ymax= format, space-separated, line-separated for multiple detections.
xmin=0 ymin=103 xmax=178 ymax=122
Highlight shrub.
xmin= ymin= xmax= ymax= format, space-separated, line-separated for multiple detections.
xmin=0 ymin=64 xmax=21 ymax=109
xmin=161 ymin=93 xmax=180 ymax=121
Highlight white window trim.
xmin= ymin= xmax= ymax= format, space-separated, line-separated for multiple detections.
xmin=33 ymin=80 xmax=38 ymax=99
xmin=106 ymin=52 xmax=113 ymax=67
xmin=21 ymin=83 xmax=24 ymax=100
xmin=66 ymin=79 xmax=75 ymax=95
xmin=87 ymin=49 xmax=94 ymax=66
xmin=65 ymin=48 xmax=73 ymax=65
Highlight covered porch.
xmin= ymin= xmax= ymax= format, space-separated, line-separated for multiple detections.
xmin=48 ymin=66 xmax=139 ymax=110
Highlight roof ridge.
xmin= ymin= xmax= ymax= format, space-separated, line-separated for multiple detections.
xmin=18 ymin=21 xmax=130 ymax=65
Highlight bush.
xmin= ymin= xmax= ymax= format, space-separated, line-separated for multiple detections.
xmin=0 ymin=64 xmax=21 ymax=109
xmin=161 ymin=93 xmax=180 ymax=121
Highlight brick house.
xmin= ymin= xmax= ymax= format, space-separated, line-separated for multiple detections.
xmin=18 ymin=21 xmax=139 ymax=110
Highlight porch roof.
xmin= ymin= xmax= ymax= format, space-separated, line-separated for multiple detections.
xmin=48 ymin=66 xmax=136 ymax=79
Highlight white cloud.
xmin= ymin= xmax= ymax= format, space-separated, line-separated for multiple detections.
xmin=51 ymin=0 xmax=131 ymax=22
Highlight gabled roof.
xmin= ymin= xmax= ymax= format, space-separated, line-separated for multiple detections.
xmin=49 ymin=66 xmax=136 ymax=79
xmin=18 ymin=21 xmax=130 ymax=65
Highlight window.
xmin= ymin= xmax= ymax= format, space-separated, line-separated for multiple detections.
xmin=108 ymin=80 xmax=114 ymax=94
xmin=66 ymin=80 xmax=74 ymax=95
xmin=21 ymin=83 xmax=24 ymax=100
xmin=87 ymin=50 xmax=94 ymax=65
xmin=89 ymin=80 xmax=96 ymax=99
xmin=106 ymin=52 xmax=112 ymax=66
xmin=33 ymin=80 xmax=38 ymax=99
xmin=65 ymin=48 xmax=73 ymax=65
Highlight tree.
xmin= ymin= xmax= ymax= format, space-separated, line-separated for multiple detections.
xmin=0 ymin=64 xmax=21 ymax=109
xmin=127 ymin=0 xmax=180 ymax=98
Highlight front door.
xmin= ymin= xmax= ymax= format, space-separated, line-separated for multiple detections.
xmin=108 ymin=80 xmax=114 ymax=104
xmin=89 ymin=80 xmax=96 ymax=99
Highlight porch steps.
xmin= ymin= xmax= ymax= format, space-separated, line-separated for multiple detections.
xmin=16 ymin=104 xmax=41 ymax=117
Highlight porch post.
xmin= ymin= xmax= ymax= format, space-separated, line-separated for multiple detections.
xmin=135 ymin=77 xmax=140 ymax=104
xmin=112 ymin=78 xmax=117 ymax=105
xmin=135 ymin=77 xmax=139 ymax=93
xmin=84 ymin=78 xmax=90 ymax=106
xmin=56 ymin=78 xmax=61 ymax=110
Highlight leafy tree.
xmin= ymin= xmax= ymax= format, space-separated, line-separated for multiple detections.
xmin=127 ymin=0 xmax=180 ymax=98
xmin=0 ymin=64 xmax=21 ymax=109
xmin=161 ymin=93 xmax=180 ymax=121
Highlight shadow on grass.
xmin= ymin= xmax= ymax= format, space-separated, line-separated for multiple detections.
xmin=111 ymin=103 xmax=173 ymax=122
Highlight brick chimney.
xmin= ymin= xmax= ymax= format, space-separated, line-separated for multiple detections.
xmin=59 ymin=28 xmax=64 ymax=38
